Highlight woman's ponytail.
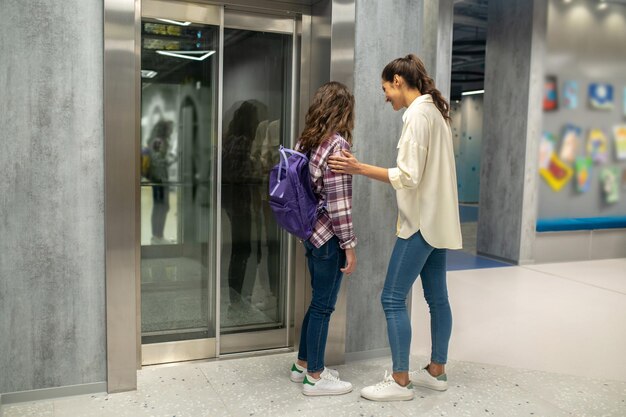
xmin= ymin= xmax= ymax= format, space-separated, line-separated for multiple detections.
xmin=382 ymin=54 xmax=451 ymax=122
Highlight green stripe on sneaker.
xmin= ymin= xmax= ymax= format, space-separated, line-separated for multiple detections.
xmin=437 ymin=374 xmax=447 ymax=381
xmin=303 ymin=376 xmax=316 ymax=386
xmin=291 ymin=364 xmax=303 ymax=373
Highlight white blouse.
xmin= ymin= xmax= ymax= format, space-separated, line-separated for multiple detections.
xmin=387 ymin=94 xmax=463 ymax=249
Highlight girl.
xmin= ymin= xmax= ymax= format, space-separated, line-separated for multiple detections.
xmin=328 ymin=55 xmax=462 ymax=401
xmin=288 ymin=81 xmax=357 ymax=396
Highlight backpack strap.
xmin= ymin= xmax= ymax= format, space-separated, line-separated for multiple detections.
xmin=270 ymin=145 xmax=309 ymax=198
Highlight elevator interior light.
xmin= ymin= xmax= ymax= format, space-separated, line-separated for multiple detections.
xmin=156 ymin=18 xmax=192 ymax=26
xmin=598 ymin=2 xmax=608 ymax=10
xmin=461 ymin=89 xmax=485 ymax=96
xmin=156 ymin=50 xmax=216 ymax=61
xmin=141 ymin=70 xmax=158 ymax=78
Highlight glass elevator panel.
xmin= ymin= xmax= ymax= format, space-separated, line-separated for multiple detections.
xmin=140 ymin=2 xmax=296 ymax=361
xmin=140 ymin=18 xmax=219 ymax=345
xmin=220 ymin=28 xmax=292 ymax=335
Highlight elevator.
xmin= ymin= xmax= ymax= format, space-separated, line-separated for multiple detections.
xmin=104 ymin=0 xmax=352 ymax=390
xmin=138 ymin=0 xmax=301 ymax=364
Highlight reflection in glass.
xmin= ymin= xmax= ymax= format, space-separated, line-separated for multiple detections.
xmin=140 ymin=19 xmax=218 ymax=344
xmin=221 ymin=29 xmax=292 ymax=333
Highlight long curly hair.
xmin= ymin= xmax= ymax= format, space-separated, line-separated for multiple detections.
xmin=382 ymin=54 xmax=450 ymax=122
xmin=298 ymin=81 xmax=354 ymax=153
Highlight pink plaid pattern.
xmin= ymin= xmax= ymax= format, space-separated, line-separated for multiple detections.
xmin=299 ymin=134 xmax=357 ymax=249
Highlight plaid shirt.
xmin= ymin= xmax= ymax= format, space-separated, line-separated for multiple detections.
xmin=298 ymin=134 xmax=357 ymax=249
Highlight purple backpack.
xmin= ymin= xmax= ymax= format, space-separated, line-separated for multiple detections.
xmin=269 ymin=145 xmax=319 ymax=240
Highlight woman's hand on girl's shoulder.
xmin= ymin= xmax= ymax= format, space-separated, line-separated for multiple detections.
xmin=328 ymin=149 xmax=360 ymax=175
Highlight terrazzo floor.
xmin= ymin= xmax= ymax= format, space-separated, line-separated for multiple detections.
xmin=3 ymin=352 xmax=625 ymax=417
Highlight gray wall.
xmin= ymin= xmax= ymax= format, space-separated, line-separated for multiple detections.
xmin=478 ymin=0 xmax=547 ymax=264
xmin=0 ymin=0 xmax=106 ymax=394
xmin=539 ymin=0 xmax=626 ymax=218
xmin=347 ymin=0 xmax=453 ymax=354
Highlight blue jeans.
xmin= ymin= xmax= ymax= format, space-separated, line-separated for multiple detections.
xmin=298 ymin=236 xmax=346 ymax=373
xmin=381 ymin=231 xmax=451 ymax=372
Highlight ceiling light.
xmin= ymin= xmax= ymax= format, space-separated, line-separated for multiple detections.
xmin=141 ymin=70 xmax=158 ymax=78
xmin=461 ymin=89 xmax=485 ymax=96
xmin=563 ymin=0 xmax=572 ymax=3
xmin=156 ymin=50 xmax=216 ymax=61
xmin=598 ymin=2 xmax=608 ymax=9
xmin=156 ymin=18 xmax=192 ymax=26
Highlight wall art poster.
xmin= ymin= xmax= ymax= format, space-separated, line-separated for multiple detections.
xmin=539 ymin=132 xmax=555 ymax=169
xmin=540 ymin=154 xmax=573 ymax=192
xmin=589 ymin=83 xmax=614 ymax=110
xmin=600 ymin=167 xmax=620 ymax=204
xmin=575 ymin=157 xmax=592 ymax=193
xmin=559 ymin=124 xmax=582 ymax=163
xmin=613 ymin=125 xmax=626 ymax=160
xmin=563 ymin=80 xmax=578 ymax=109
xmin=543 ymin=75 xmax=558 ymax=111
xmin=587 ymin=129 xmax=609 ymax=164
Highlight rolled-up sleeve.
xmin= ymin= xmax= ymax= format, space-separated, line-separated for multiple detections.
xmin=388 ymin=114 xmax=429 ymax=190
xmin=323 ymin=151 xmax=357 ymax=249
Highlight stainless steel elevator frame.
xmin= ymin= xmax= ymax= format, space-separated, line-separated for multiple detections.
xmin=104 ymin=0 xmax=353 ymax=393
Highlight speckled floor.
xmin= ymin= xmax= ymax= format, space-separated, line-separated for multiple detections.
xmin=3 ymin=352 xmax=625 ymax=417
xmin=4 ymin=259 xmax=625 ymax=416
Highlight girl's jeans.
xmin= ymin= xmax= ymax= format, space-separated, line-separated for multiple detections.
xmin=381 ymin=231 xmax=451 ymax=372
xmin=298 ymin=236 xmax=345 ymax=373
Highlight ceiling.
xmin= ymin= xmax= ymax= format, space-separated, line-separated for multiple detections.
xmin=452 ymin=0 xmax=488 ymax=99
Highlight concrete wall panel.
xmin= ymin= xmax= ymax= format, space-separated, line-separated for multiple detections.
xmin=0 ymin=0 xmax=106 ymax=394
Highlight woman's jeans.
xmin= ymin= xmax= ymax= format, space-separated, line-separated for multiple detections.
xmin=381 ymin=231 xmax=451 ymax=372
xmin=151 ymin=185 xmax=169 ymax=238
xmin=298 ymin=236 xmax=345 ymax=373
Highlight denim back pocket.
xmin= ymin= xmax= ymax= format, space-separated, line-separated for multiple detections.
xmin=305 ymin=237 xmax=338 ymax=260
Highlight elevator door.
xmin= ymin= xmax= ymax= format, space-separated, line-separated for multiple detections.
xmin=219 ymin=13 xmax=294 ymax=353
xmin=139 ymin=1 xmax=296 ymax=364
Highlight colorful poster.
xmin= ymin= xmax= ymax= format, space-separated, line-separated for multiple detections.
xmin=613 ymin=125 xmax=626 ymax=160
xmin=559 ymin=124 xmax=582 ymax=163
xmin=540 ymin=154 xmax=573 ymax=191
xmin=563 ymin=80 xmax=578 ymax=109
xmin=587 ymin=129 xmax=609 ymax=164
xmin=544 ymin=75 xmax=558 ymax=111
xmin=589 ymin=83 xmax=614 ymax=110
xmin=543 ymin=75 xmax=558 ymax=111
xmin=600 ymin=167 xmax=620 ymax=204
xmin=575 ymin=157 xmax=592 ymax=193
xmin=539 ymin=132 xmax=555 ymax=169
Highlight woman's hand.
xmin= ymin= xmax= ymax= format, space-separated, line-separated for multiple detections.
xmin=341 ymin=248 xmax=357 ymax=276
xmin=328 ymin=149 xmax=361 ymax=175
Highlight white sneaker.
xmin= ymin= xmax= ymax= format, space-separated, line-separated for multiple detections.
xmin=289 ymin=363 xmax=339 ymax=383
xmin=150 ymin=236 xmax=174 ymax=245
xmin=360 ymin=371 xmax=415 ymax=402
xmin=302 ymin=368 xmax=352 ymax=396
xmin=409 ymin=366 xmax=448 ymax=391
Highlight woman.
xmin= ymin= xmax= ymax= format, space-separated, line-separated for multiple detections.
xmin=222 ymin=101 xmax=259 ymax=308
xmin=146 ymin=119 xmax=174 ymax=245
xmin=288 ymin=81 xmax=357 ymax=396
xmin=328 ymin=55 xmax=462 ymax=401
